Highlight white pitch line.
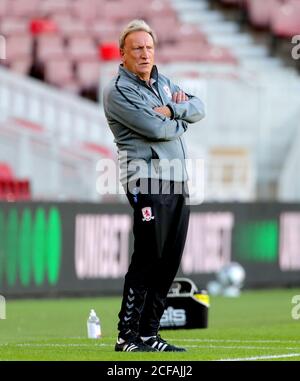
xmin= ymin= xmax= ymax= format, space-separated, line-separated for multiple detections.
xmin=25 ymin=337 xmax=300 ymax=344
xmin=2 ymin=343 xmax=300 ymax=361
xmin=2 ymin=343 xmax=300 ymax=352
xmin=0 ymin=343 xmax=262 ymax=349
xmin=174 ymin=339 xmax=300 ymax=344
xmin=14 ymin=343 xmax=109 ymax=347
xmin=218 ymin=353 xmax=300 ymax=361
xmin=183 ymin=345 xmax=300 ymax=350
xmin=4 ymin=336 xmax=299 ymax=344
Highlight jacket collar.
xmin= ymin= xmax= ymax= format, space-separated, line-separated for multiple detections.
xmin=118 ymin=64 xmax=159 ymax=84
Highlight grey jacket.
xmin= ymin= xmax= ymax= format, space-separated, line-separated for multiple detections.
xmin=103 ymin=65 xmax=205 ymax=184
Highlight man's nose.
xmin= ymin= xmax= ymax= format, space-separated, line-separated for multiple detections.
xmin=141 ymin=47 xmax=149 ymax=58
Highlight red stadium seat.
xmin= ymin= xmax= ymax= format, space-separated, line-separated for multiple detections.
xmin=36 ymin=34 xmax=65 ymax=61
xmin=6 ymin=35 xmax=33 ymax=61
xmin=10 ymin=58 xmax=33 ymax=75
xmin=44 ymin=58 xmax=75 ymax=86
xmin=67 ymin=36 xmax=98 ymax=61
xmin=43 ymin=60 xmax=80 ymax=93
xmin=102 ymin=2 xmax=142 ymax=22
xmin=0 ymin=161 xmax=31 ymax=202
xmin=0 ymin=17 xmax=28 ymax=36
xmin=72 ymin=0 xmax=100 ymax=22
xmin=10 ymin=0 xmax=40 ymax=17
xmin=57 ymin=19 xmax=89 ymax=38
xmin=246 ymin=0 xmax=279 ymax=29
xmin=0 ymin=180 xmax=15 ymax=201
xmin=99 ymin=43 xmax=120 ymax=61
xmin=150 ymin=18 xmax=181 ymax=45
xmin=271 ymin=0 xmax=300 ymax=37
xmin=158 ymin=42 xmax=238 ymax=64
xmin=0 ymin=163 xmax=14 ymax=180
xmin=0 ymin=180 xmax=5 ymax=199
xmin=39 ymin=0 xmax=71 ymax=17
xmin=90 ymin=22 xmax=120 ymax=43
xmin=51 ymin=13 xmax=74 ymax=27
xmin=77 ymin=60 xmax=101 ymax=88
xmin=18 ymin=180 xmax=31 ymax=200
xmin=30 ymin=19 xmax=58 ymax=35
xmin=0 ymin=179 xmax=32 ymax=201
xmin=0 ymin=0 xmax=8 ymax=18
xmin=0 ymin=0 xmax=240 ymax=99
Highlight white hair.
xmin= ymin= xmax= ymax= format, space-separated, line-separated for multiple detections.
xmin=119 ymin=19 xmax=157 ymax=49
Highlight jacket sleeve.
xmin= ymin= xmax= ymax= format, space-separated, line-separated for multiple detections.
xmin=167 ymin=82 xmax=205 ymax=124
xmin=104 ymin=83 xmax=187 ymax=142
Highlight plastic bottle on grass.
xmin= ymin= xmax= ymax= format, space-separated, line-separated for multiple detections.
xmin=87 ymin=309 xmax=101 ymax=339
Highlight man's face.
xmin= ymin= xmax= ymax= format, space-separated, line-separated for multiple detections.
xmin=121 ymin=31 xmax=155 ymax=81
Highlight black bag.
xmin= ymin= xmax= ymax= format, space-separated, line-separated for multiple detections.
xmin=160 ymin=278 xmax=209 ymax=330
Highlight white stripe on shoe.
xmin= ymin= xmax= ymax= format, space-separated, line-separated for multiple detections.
xmin=123 ymin=343 xmax=138 ymax=352
xmin=127 ymin=344 xmax=138 ymax=352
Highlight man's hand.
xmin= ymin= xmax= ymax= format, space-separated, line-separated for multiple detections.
xmin=153 ymin=91 xmax=188 ymax=118
xmin=172 ymin=91 xmax=188 ymax=103
xmin=153 ymin=106 xmax=172 ymax=118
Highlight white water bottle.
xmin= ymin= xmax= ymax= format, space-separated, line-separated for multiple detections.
xmin=87 ymin=309 xmax=101 ymax=339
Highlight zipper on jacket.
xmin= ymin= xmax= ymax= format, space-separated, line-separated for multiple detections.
xmin=141 ymin=80 xmax=164 ymax=105
xmin=153 ymin=84 xmax=164 ymax=105
xmin=142 ymin=79 xmax=186 ymax=159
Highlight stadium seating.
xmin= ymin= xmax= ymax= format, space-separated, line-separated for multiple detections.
xmin=217 ymin=0 xmax=300 ymax=61
xmin=245 ymin=0 xmax=278 ymax=29
xmin=67 ymin=36 xmax=98 ymax=61
xmin=0 ymin=162 xmax=14 ymax=179
xmin=270 ymin=0 xmax=300 ymax=38
xmin=0 ymin=0 xmax=239 ymax=101
xmin=0 ymin=162 xmax=31 ymax=201
xmin=218 ymin=0 xmax=278 ymax=30
xmin=6 ymin=35 xmax=33 ymax=74
xmin=77 ymin=60 xmax=101 ymax=90
xmin=0 ymin=61 xmax=116 ymax=200
xmin=44 ymin=58 xmax=75 ymax=88
xmin=241 ymin=0 xmax=300 ymax=37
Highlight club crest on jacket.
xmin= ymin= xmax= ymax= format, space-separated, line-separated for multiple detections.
xmin=142 ymin=207 xmax=155 ymax=222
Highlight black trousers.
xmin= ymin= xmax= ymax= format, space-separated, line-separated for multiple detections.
xmin=118 ymin=178 xmax=190 ymax=337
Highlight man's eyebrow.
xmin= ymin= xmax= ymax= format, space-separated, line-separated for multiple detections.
xmin=132 ymin=43 xmax=154 ymax=48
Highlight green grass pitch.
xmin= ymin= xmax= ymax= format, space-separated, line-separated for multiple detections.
xmin=0 ymin=288 xmax=300 ymax=361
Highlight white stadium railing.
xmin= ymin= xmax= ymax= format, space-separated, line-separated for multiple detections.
xmin=0 ymin=66 xmax=111 ymax=146
xmin=0 ymin=66 xmax=116 ymax=201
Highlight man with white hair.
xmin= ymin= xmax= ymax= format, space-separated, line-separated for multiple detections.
xmin=104 ymin=19 xmax=205 ymax=352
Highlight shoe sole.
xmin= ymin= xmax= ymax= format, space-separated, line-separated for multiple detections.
xmin=115 ymin=344 xmax=158 ymax=352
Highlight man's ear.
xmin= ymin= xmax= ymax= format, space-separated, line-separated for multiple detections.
xmin=120 ymin=49 xmax=125 ymax=63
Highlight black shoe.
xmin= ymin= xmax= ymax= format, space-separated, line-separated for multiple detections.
xmin=115 ymin=336 xmax=158 ymax=352
xmin=142 ymin=335 xmax=186 ymax=352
